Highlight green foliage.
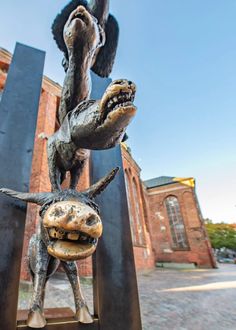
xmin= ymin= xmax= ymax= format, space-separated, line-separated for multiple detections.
xmin=205 ymin=221 xmax=236 ymax=250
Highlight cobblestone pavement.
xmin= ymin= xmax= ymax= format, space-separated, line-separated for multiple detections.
xmin=19 ymin=264 xmax=236 ymax=330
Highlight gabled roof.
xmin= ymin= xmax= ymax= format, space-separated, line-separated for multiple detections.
xmin=144 ymin=176 xmax=195 ymax=189
xmin=144 ymin=176 xmax=175 ymax=188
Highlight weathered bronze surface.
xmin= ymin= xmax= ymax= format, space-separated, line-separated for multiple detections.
xmin=0 ymin=168 xmax=118 ymax=328
xmin=45 ymin=200 xmax=102 ymax=261
xmin=18 ymin=310 xmax=99 ymax=330
xmin=52 ymin=0 xmax=119 ymax=78
xmin=57 ymin=5 xmax=105 ymax=124
xmin=17 ymin=308 xmax=99 ymax=330
xmin=48 ymin=78 xmax=136 ymax=191
xmin=47 ymin=4 xmax=135 ymax=191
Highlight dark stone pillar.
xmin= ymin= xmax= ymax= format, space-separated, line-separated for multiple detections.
xmin=0 ymin=43 xmax=45 ymax=330
xmin=90 ymin=73 xmax=142 ymax=330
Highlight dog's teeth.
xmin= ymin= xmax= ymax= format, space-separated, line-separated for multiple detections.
xmin=49 ymin=228 xmax=57 ymax=238
xmin=57 ymin=230 xmax=65 ymax=239
xmin=49 ymin=228 xmax=65 ymax=239
xmin=108 ymin=100 xmax=113 ymax=108
xmin=126 ymin=94 xmax=130 ymax=100
xmin=67 ymin=233 xmax=79 ymax=241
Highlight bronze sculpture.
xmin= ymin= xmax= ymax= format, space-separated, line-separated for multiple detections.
xmin=0 ymin=0 xmax=137 ymax=328
xmin=57 ymin=4 xmax=106 ymax=124
xmin=0 ymin=168 xmax=118 ymax=328
xmin=47 ymin=4 xmax=136 ymax=191
xmin=48 ymin=78 xmax=136 ymax=191
xmin=52 ymin=0 xmax=119 ymax=77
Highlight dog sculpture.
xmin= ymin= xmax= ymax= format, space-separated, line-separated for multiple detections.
xmin=0 ymin=168 xmax=118 ymax=328
xmin=47 ymin=79 xmax=136 ymax=191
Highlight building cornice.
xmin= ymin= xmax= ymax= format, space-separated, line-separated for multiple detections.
xmin=0 ymin=47 xmax=62 ymax=96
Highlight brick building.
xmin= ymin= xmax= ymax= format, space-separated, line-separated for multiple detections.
xmin=0 ymin=48 xmax=216 ymax=280
xmin=144 ymin=176 xmax=216 ymax=267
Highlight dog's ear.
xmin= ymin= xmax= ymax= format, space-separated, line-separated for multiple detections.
xmin=92 ymin=14 xmax=119 ymax=77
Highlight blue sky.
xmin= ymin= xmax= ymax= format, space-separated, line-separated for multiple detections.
xmin=0 ymin=1 xmax=235 ymax=223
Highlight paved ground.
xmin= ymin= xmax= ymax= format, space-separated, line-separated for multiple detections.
xmin=19 ymin=264 xmax=236 ymax=330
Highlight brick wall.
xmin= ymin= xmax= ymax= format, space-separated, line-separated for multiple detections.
xmin=0 ymin=48 xmax=10 ymax=91
xmin=122 ymin=145 xmax=155 ymax=271
xmin=145 ymin=182 xmax=216 ymax=268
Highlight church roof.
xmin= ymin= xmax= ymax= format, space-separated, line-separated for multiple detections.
xmin=144 ymin=176 xmax=195 ymax=189
xmin=144 ymin=176 xmax=175 ymax=188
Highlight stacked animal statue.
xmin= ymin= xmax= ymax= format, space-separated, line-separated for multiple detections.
xmin=0 ymin=0 xmax=137 ymax=328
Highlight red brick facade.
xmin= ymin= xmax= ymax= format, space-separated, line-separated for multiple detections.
xmin=144 ymin=181 xmax=216 ymax=267
xmin=0 ymin=48 xmax=216 ymax=280
xmin=122 ymin=146 xmax=155 ymax=270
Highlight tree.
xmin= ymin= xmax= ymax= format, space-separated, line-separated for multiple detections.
xmin=205 ymin=221 xmax=236 ymax=250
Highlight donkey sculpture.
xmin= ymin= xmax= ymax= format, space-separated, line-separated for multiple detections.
xmin=0 ymin=168 xmax=118 ymax=328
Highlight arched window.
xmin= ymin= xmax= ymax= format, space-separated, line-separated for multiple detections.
xmin=124 ymin=170 xmax=136 ymax=243
xmin=165 ymin=196 xmax=189 ymax=249
xmin=132 ymin=178 xmax=145 ymax=245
